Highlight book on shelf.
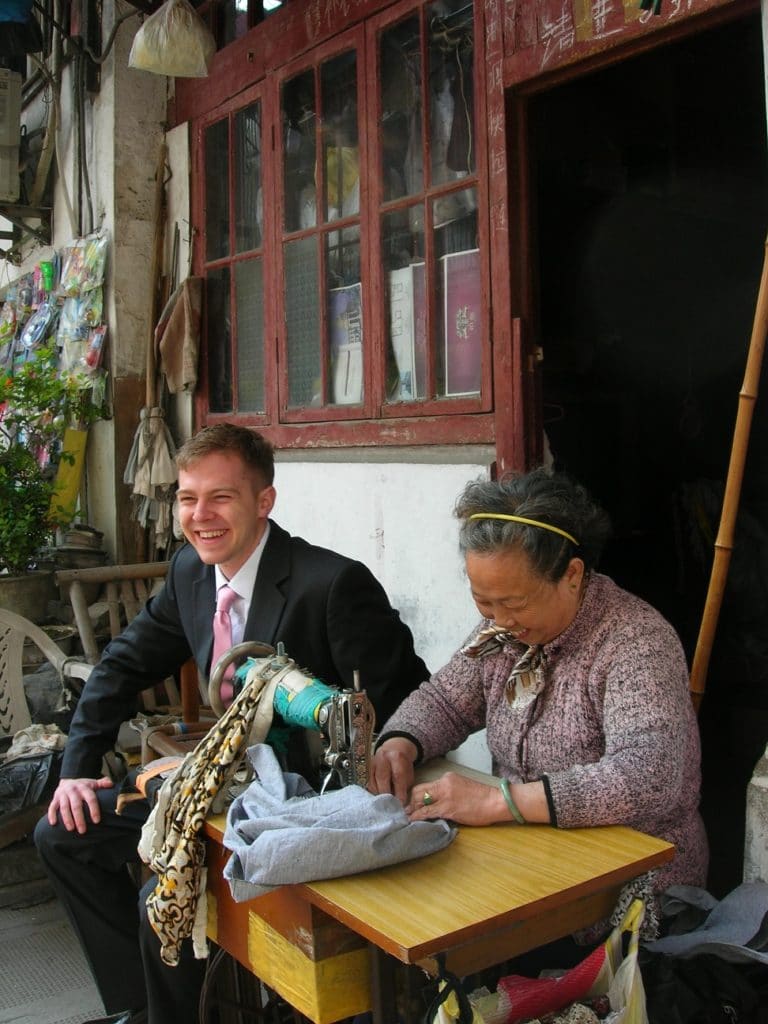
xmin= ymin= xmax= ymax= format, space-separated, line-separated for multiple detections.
xmin=388 ymin=262 xmax=426 ymax=401
xmin=442 ymin=248 xmax=481 ymax=397
xmin=329 ymin=282 xmax=363 ymax=405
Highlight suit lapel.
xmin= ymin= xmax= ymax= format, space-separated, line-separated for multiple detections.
xmin=192 ymin=563 xmax=216 ymax=668
xmin=246 ymin=520 xmax=290 ymax=646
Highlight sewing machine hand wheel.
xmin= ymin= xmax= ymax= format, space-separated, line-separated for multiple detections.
xmin=208 ymin=640 xmax=276 ymax=717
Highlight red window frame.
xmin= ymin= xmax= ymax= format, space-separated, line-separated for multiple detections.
xmin=192 ymin=0 xmax=498 ymax=450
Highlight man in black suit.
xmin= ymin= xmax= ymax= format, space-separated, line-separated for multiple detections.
xmin=35 ymin=423 xmax=428 ymax=1024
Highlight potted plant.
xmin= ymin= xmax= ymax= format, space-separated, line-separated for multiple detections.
xmin=0 ymin=346 xmax=104 ymax=619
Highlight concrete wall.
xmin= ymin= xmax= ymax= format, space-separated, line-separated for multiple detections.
xmin=745 ymin=746 xmax=768 ymax=882
xmin=90 ymin=19 xmax=167 ymax=561
xmin=3 ymin=16 xmax=168 ymax=563
xmin=274 ymin=450 xmax=495 ymax=771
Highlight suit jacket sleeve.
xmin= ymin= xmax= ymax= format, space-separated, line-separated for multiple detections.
xmin=323 ymin=560 xmax=429 ymax=727
xmin=60 ymin=552 xmax=194 ymax=779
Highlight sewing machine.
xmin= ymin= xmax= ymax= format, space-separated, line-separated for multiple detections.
xmin=142 ymin=641 xmax=376 ymax=793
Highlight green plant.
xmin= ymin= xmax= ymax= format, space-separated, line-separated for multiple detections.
xmin=0 ymin=347 xmax=104 ymax=574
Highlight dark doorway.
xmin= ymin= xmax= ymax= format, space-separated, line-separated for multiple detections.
xmin=529 ymin=13 xmax=768 ymax=896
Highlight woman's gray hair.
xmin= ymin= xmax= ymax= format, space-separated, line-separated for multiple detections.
xmin=455 ymin=468 xmax=612 ymax=581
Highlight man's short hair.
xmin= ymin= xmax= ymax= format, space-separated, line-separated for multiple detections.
xmin=176 ymin=424 xmax=275 ymax=486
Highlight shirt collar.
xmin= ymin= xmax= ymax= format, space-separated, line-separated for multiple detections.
xmin=214 ymin=521 xmax=271 ymax=602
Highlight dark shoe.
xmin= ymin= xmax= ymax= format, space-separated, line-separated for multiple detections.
xmin=83 ymin=1012 xmax=148 ymax=1024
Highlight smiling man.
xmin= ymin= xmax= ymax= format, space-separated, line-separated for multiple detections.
xmin=35 ymin=423 xmax=428 ymax=1024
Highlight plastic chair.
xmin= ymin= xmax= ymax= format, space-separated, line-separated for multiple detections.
xmin=0 ymin=607 xmax=92 ymax=739
xmin=0 ymin=608 xmax=92 ymax=847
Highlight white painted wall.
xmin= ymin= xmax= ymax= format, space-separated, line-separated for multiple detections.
xmin=274 ymin=454 xmax=494 ymax=771
xmin=745 ymin=745 xmax=768 ymax=882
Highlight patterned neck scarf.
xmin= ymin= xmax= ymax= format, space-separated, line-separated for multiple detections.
xmin=462 ymin=625 xmax=546 ymax=709
xmin=461 ymin=624 xmax=520 ymax=658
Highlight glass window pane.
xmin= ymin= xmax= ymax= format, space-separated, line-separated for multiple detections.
xmin=283 ymin=71 xmax=317 ymax=232
xmin=234 ymin=102 xmax=263 ymax=253
xmin=321 ymin=53 xmax=359 ymax=222
xmin=383 ymin=207 xmax=426 ymax=402
xmin=235 ymin=258 xmax=264 ymax=412
xmin=284 ymin=236 xmax=321 ymax=406
xmin=433 ymin=188 xmax=480 ymax=397
xmin=428 ymin=0 xmax=475 ymax=188
xmin=219 ymin=0 xmax=249 ymax=45
xmin=327 ymin=229 xmax=362 ymax=406
xmin=379 ymin=17 xmax=422 ymax=201
xmin=206 ymin=266 xmax=232 ymax=412
xmin=205 ymin=119 xmax=230 ymax=261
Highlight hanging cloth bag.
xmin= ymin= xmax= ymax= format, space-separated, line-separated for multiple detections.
xmin=128 ymin=0 xmax=216 ymax=78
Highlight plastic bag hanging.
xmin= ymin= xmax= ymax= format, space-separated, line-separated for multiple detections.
xmin=424 ymin=954 xmax=485 ymax=1024
xmin=128 ymin=0 xmax=216 ymax=78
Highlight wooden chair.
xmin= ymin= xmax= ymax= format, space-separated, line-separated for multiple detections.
xmin=0 ymin=608 xmax=92 ymax=846
xmin=55 ymin=562 xmax=169 ymax=660
xmin=55 ymin=561 xmax=208 ymax=736
xmin=54 ymin=562 xmax=184 ymax=711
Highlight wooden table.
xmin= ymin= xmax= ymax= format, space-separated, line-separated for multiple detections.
xmin=204 ymin=796 xmax=673 ymax=1023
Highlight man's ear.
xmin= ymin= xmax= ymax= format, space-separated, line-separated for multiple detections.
xmin=259 ymin=485 xmax=277 ymax=518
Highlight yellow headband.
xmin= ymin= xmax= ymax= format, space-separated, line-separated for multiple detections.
xmin=468 ymin=513 xmax=579 ymax=547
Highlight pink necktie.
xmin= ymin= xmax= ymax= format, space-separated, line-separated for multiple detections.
xmin=212 ymin=584 xmax=238 ymax=705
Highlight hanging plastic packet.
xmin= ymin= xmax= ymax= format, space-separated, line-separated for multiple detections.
xmin=39 ymin=259 xmax=55 ymax=294
xmin=19 ymin=299 xmax=59 ymax=352
xmin=0 ymin=299 xmax=16 ymax=344
xmin=128 ymin=0 xmax=216 ymax=78
xmin=58 ymin=231 xmax=109 ymax=297
xmin=15 ymin=278 xmax=33 ymax=329
xmin=81 ymin=324 xmax=107 ymax=374
xmin=88 ymin=368 xmax=108 ymax=411
xmin=57 ymin=289 xmax=103 ymax=370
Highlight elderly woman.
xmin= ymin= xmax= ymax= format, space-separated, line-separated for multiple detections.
xmin=370 ymin=468 xmax=708 ymax=894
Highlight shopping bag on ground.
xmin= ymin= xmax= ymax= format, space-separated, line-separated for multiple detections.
xmin=484 ymin=899 xmax=648 ymax=1024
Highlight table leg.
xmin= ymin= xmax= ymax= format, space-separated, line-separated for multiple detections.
xmin=369 ymin=947 xmax=428 ymax=1024
xmin=369 ymin=945 xmax=399 ymax=1024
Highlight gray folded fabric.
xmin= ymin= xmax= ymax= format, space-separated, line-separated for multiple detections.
xmin=222 ymin=743 xmax=457 ymax=902
xmin=645 ymin=881 xmax=768 ymax=965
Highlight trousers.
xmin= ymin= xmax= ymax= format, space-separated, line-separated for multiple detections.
xmin=34 ymin=785 xmax=207 ymax=1024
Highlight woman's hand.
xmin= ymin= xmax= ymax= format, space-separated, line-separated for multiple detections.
xmin=368 ymin=737 xmax=418 ymax=803
xmin=407 ymin=772 xmax=507 ymax=825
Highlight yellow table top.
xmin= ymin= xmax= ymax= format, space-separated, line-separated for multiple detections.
xmin=205 ymin=758 xmax=674 ymax=966
xmin=294 ymin=820 xmax=673 ymax=962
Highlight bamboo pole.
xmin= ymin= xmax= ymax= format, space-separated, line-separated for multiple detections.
xmin=689 ymin=234 xmax=768 ymax=712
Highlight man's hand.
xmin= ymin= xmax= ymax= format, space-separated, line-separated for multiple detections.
xmin=406 ymin=772 xmax=505 ymax=826
xmin=368 ymin=737 xmax=418 ymax=804
xmin=47 ymin=777 xmax=114 ymax=834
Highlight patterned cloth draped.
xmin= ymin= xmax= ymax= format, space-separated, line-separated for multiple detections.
xmin=139 ymin=665 xmax=281 ymax=966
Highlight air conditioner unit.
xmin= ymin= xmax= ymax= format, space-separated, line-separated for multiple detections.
xmin=0 ymin=145 xmax=19 ymax=203
xmin=0 ymin=69 xmax=22 ymax=147
xmin=0 ymin=69 xmax=21 ymax=203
